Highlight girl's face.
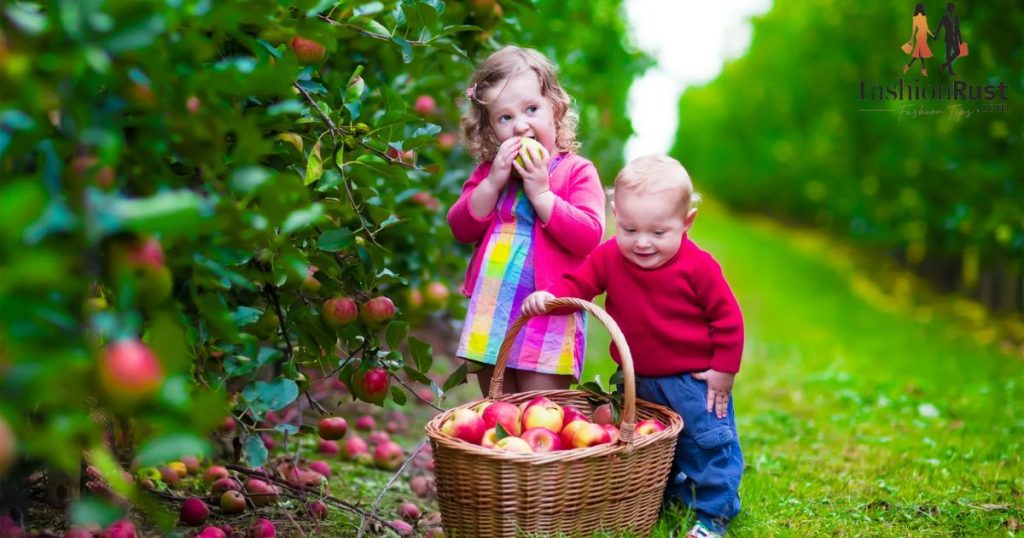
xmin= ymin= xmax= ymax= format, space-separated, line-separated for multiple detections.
xmin=482 ymin=71 xmax=558 ymax=154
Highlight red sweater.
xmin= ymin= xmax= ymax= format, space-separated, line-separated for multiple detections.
xmin=548 ymin=237 xmax=744 ymax=376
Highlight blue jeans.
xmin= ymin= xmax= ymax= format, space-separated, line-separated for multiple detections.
xmin=635 ymin=372 xmax=743 ymax=534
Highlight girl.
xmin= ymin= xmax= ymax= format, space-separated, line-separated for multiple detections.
xmin=447 ymin=46 xmax=606 ymax=395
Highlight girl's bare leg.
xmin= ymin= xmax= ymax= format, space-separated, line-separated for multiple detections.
xmin=475 ymin=364 xmax=518 ymax=396
xmin=513 ymin=370 xmax=573 ymax=392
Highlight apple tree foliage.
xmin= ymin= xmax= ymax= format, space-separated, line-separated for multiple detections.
xmin=0 ymin=0 xmax=645 ymax=500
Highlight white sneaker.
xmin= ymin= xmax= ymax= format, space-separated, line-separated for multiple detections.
xmin=685 ymin=522 xmax=723 ymax=538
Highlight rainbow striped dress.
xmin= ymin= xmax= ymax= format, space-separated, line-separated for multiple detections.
xmin=456 ymin=158 xmax=587 ymax=379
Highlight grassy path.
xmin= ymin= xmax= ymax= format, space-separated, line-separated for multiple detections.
xmin=580 ymin=200 xmax=1023 ymax=536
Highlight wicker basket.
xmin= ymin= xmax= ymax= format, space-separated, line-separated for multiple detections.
xmin=425 ymin=298 xmax=684 ymax=537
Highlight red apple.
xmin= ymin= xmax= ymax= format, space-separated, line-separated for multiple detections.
xmin=70 ymin=155 xmax=115 ymax=189
xmin=437 ymin=132 xmax=457 ymax=152
xmin=318 ymin=417 xmax=348 ymax=440
xmin=210 ymin=477 xmax=241 ymax=496
xmin=195 ymin=527 xmax=227 ymax=538
xmin=248 ymin=518 xmax=275 ymax=538
xmin=103 ymin=520 xmax=136 ymax=538
xmin=390 ymin=520 xmax=414 ymax=537
xmin=289 ymin=36 xmax=325 ymax=64
xmin=0 ymin=415 xmax=15 ymax=475
xmin=106 ymin=237 xmax=172 ymax=308
xmin=423 ymin=281 xmax=450 ymax=310
xmin=481 ymin=401 xmax=522 ymax=436
xmin=0 ymin=516 xmax=23 ymax=538
xmin=397 ymin=501 xmax=421 ymax=521
xmin=635 ymin=418 xmax=667 ymax=436
xmin=360 ymin=296 xmax=395 ymax=328
xmin=308 ymin=460 xmax=331 ymax=478
xmin=351 ymin=367 xmax=390 ymax=405
xmin=521 ymin=427 xmax=563 ymax=453
xmin=355 ymin=415 xmax=375 ymax=431
xmin=423 ymin=528 xmax=446 ymax=538
xmin=244 ymin=479 xmax=278 ymax=507
xmin=179 ymin=497 xmax=209 ymax=526
xmin=367 ymin=430 xmax=391 ymax=446
xmin=218 ymin=416 xmax=236 ymax=434
xmin=307 ymin=500 xmax=328 ymax=520
xmin=521 ymin=398 xmax=563 ymax=433
xmin=159 ymin=465 xmax=180 ymax=486
xmin=600 ymin=423 xmax=620 ymax=442
xmin=374 ymin=440 xmax=405 ymax=471
xmin=494 ymin=436 xmax=533 ymax=453
xmin=65 ymin=527 xmax=97 ymax=538
xmin=593 ymin=403 xmax=615 ymax=425
xmin=318 ymin=439 xmax=339 ymax=455
xmin=561 ymin=406 xmax=589 ymax=430
xmin=219 ymin=490 xmax=246 ymax=514
xmin=410 ymin=191 xmax=440 ymax=211
xmin=406 ymin=287 xmax=424 ymax=310
xmin=409 ymin=475 xmax=432 ymax=498
xmin=440 ymin=409 xmax=486 ymax=444
xmin=341 ymin=436 xmax=369 ymax=460
xmin=99 ymin=339 xmax=164 ymax=403
xmin=322 ymin=297 xmax=359 ymax=329
xmin=561 ymin=421 xmax=611 ymax=449
xmin=203 ymin=466 xmax=228 ymax=484
xmin=180 ymin=455 xmax=201 ymax=475
xmin=414 ymin=95 xmax=436 ymax=115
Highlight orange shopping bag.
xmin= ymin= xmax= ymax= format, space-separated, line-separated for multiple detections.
xmin=901 ymin=42 xmax=913 ymax=54
xmin=958 ymin=41 xmax=969 ymax=57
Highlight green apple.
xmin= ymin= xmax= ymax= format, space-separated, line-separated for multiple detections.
xmin=514 ymin=137 xmax=545 ymax=169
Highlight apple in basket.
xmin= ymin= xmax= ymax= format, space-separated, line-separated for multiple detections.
xmin=521 ymin=397 xmax=564 ymax=433
xmin=521 ymin=427 xmax=562 ymax=453
xmin=480 ymin=427 xmax=498 ymax=449
xmin=635 ymin=418 xmax=667 ymax=436
xmin=601 ymin=424 xmax=621 ymax=442
xmin=441 ymin=408 xmax=486 ymax=444
xmin=481 ymin=401 xmax=522 ymax=436
xmin=561 ymin=421 xmax=611 ymax=449
xmin=561 ymin=406 xmax=589 ymax=429
xmin=494 ymin=436 xmax=533 ymax=453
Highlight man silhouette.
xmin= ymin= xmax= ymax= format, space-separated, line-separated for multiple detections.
xmin=932 ymin=3 xmax=962 ymax=76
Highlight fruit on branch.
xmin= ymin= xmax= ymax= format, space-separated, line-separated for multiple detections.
xmin=360 ymin=296 xmax=395 ymax=328
xmin=105 ymin=236 xmax=172 ymax=309
xmin=322 ymin=296 xmax=359 ymax=329
xmin=99 ymin=339 xmax=164 ymax=404
xmin=317 ymin=417 xmax=348 ymax=440
xmin=289 ymin=36 xmax=325 ymax=64
xmin=351 ymin=367 xmax=390 ymax=405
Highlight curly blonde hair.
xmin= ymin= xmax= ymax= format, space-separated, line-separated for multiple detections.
xmin=461 ymin=46 xmax=580 ymax=162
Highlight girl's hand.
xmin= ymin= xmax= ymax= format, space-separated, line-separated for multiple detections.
xmin=691 ymin=369 xmax=735 ymax=419
xmin=512 ymin=141 xmax=552 ymax=201
xmin=486 ymin=137 xmax=523 ymax=192
xmin=521 ymin=291 xmax=555 ymax=317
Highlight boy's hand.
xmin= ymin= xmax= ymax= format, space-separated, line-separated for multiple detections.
xmin=691 ymin=369 xmax=735 ymax=419
xmin=512 ymin=142 xmax=551 ymax=201
xmin=522 ymin=291 xmax=555 ymax=317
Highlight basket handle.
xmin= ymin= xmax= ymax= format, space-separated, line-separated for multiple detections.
xmin=489 ymin=298 xmax=638 ymax=445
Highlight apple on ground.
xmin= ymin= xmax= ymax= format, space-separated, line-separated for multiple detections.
xmin=494 ymin=436 xmax=533 ymax=453
xmin=249 ymin=518 xmax=276 ymax=538
xmin=180 ymin=497 xmax=209 ymax=526
xmin=390 ymin=519 xmax=414 ymax=536
xmin=180 ymin=455 xmax=201 ymax=475
xmin=397 ymin=501 xmax=421 ymax=521
xmin=521 ymin=427 xmax=562 ymax=452
xmin=374 ymin=441 xmax=405 ymax=471
xmin=219 ymin=490 xmax=246 ymax=514
xmin=521 ymin=397 xmax=564 ymax=433
xmin=318 ymin=439 xmax=339 ymax=455
xmin=103 ymin=520 xmax=137 ymax=538
xmin=195 ymin=526 xmax=226 ymax=538
xmin=440 ymin=409 xmax=486 ymax=444
xmin=355 ymin=415 xmax=375 ymax=431
xmin=244 ymin=479 xmax=278 ymax=507
xmin=367 ymin=430 xmax=391 ymax=446
xmin=210 ymin=477 xmax=241 ymax=496
xmin=635 ymin=418 xmax=667 ymax=436
xmin=308 ymin=460 xmax=331 ymax=478
xmin=341 ymin=436 xmax=369 ymax=460
xmin=308 ymin=500 xmax=329 ymax=520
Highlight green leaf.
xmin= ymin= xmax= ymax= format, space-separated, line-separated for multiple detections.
xmin=432 ymin=24 xmax=481 ymax=40
xmin=104 ymin=190 xmax=209 ymax=236
xmin=317 ymin=228 xmax=353 ymax=252
xmin=391 ymin=36 xmax=413 ymax=63
xmin=443 ymin=363 xmax=468 ymax=392
xmin=409 ymin=336 xmax=433 ymax=373
xmin=403 ymin=365 xmax=432 ymax=385
xmin=5 ymin=2 xmax=49 ymax=35
xmin=386 ymin=321 xmax=409 ymax=349
xmin=103 ymin=14 xmax=166 ymax=52
xmin=354 ymin=2 xmax=384 ymax=16
xmin=231 ymin=306 xmax=263 ymax=326
xmin=282 ymin=203 xmax=324 ymax=233
xmin=243 ymin=379 xmax=299 ymax=414
xmin=136 ymin=433 xmax=211 ymax=467
xmin=244 ymin=433 xmax=269 ymax=468
xmin=348 ymin=16 xmax=390 ymax=37
xmin=274 ymin=424 xmax=298 ymax=436
xmin=390 ymin=385 xmax=407 ymax=405
xmin=229 ymin=166 xmax=273 ymax=194
xmin=304 ymin=141 xmax=323 ymax=185
xmin=495 ymin=423 xmax=510 ymax=441
xmin=609 ymin=369 xmax=625 ymax=388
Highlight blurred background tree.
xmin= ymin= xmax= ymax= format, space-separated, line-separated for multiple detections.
xmin=672 ymin=0 xmax=1023 ymax=315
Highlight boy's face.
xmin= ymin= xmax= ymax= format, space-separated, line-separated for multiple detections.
xmin=482 ymin=71 xmax=558 ymax=154
xmin=613 ymin=188 xmax=696 ymax=269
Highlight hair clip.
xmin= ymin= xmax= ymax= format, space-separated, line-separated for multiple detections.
xmin=465 ymin=83 xmax=477 ymax=102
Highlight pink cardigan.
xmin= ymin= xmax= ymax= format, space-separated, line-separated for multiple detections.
xmin=447 ymin=154 xmax=606 ymax=297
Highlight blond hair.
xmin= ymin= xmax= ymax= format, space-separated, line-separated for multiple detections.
xmin=613 ymin=154 xmax=701 ymax=214
xmin=461 ymin=46 xmax=579 ymax=162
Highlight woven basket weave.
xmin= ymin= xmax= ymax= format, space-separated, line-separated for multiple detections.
xmin=425 ymin=298 xmax=683 ymax=537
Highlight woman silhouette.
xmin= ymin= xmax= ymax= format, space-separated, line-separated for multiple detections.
xmin=903 ymin=3 xmax=934 ymax=76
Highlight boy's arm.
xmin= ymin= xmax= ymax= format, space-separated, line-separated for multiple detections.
xmin=691 ymin=253 xmax=744 ymax=374
xmin=538 ymin=161 xmax=606 ymax=257
xmin=447 ymin=163 xmax=497 ymax=244
xmin=547 ymin=240 xmax=610 ymax=302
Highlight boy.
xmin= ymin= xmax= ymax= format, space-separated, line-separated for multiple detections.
xmin=522 ymin=154 xmax=744 ymax=537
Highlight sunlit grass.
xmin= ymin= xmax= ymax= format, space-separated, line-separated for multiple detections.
xmin=580 ymin=199 xmax=1023 ymax=536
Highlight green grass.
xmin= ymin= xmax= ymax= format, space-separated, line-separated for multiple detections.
xmin=580 ymin=200 xmax=1023 ymax=537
